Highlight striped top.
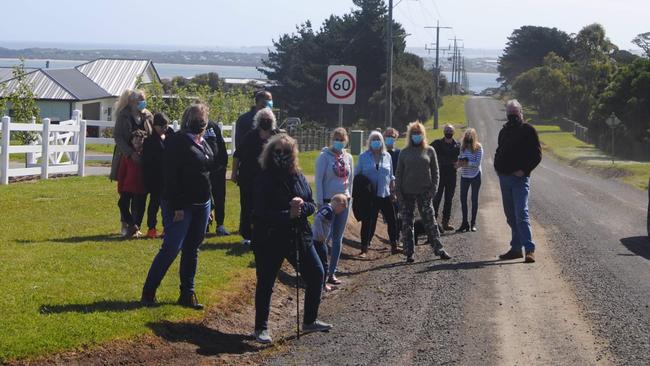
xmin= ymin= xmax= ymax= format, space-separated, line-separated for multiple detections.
xmin=459 ymin=146 xmax=483 ymax=178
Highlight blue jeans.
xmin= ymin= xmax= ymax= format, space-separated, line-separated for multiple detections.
xmin=254 ymin=240 xmax=324 ymax=330
xmin=327 ymin=204 xmax=349 ymax=277
xmin=460 ymin=172 xmax=482 ymax=226
xmin=313 ymin=240 xmax=328 ymax=286
xmin=498 ymin=175 xmax=535 ymax=252
xmin=143 ymin=199 xmax=211 ymax=294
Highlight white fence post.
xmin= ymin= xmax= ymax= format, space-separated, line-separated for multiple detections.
xmin=78 ymin=120 xmax=86 ymax=177
xmin=1 ymin=116 xmax=10 ymax=185
xmin=41 ymin=118 xmax=51 ymax=180
xmin=231 ymin=121 xmax=237 ymax=153
xmin=27 ymin=116 xmax=37 ymax=166
xmin=71 ymin=110 xmax=82 ymax=162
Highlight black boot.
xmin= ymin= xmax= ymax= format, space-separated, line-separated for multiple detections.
xmin=140 ymin=289 xmax=157 ymax=307
xmin=456 ymin=222 xmax=470 ymax=233
xmin=178 ymin=291 xmax=204 ymax=310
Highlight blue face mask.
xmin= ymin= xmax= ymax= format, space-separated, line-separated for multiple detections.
xmin=411 ymin=134 xmax=423 ymax=145
xmin=266 ymin=100 xmax=273 ymax=109
xmin=137 ymin=100 xmax=147 ymax=111
xmin=370 ymin=140 xmax=382 ymax=150
xmin=385 ymin=137 xmax=395 ymax=147
xmin=333 ymin=140 xmax=345 ymax=151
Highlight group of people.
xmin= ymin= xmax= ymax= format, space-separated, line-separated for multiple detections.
xmin=110 ymin=90 xmax=541 ymax=344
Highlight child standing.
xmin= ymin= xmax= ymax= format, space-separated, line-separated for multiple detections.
xmin=118 ymin=130 xmax=148 ymax=238
xmin=142 ymin=113 xmax=174 ymax=238
xmin=311 ymin=194 xmax=348 ymax=291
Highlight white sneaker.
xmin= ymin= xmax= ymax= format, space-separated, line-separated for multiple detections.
xmin=120 ymin=222 xmax=128 ymax=236
xmin=302 ymin=319 xmax=333 ymax=333
xmin=254 ymin=329 xmax=272 ymax=344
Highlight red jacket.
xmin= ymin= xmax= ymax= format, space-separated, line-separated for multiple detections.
xmin=117 ymin=155 xmax=146 ymax=194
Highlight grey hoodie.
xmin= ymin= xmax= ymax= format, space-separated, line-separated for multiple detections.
xmin=315 ymin=147 xmax=354 ymax=204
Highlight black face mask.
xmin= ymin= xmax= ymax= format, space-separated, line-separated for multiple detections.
xmin=272 ymin=150 xmax=293 ymax=170
xmin=259 ymin=118 xmax=273 ymax=131
xmin=464 ymin=138 xmax=473 ymax=145
xmin=187 ymin=119 xmax=207 ymax=134
xmin=507 ymin=114 xmax=522 ymax=125
xmin=444 ymin=133 xmax=454 ymax=139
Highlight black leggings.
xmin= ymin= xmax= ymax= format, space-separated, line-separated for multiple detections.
xmin=210 ymin=169 xmax=227 ymax=226
xmin=361 ymin=196 xmax=399 ymax=249
xmin=118 ymin=192 xmax=146 ymax=227
xmin=146 ymin=192 xmax=161 ymax=230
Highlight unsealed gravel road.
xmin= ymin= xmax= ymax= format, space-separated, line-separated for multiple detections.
xmin=265 ymin=97 xmax=649 ymax=366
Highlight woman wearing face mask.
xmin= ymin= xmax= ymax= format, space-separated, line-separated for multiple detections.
xmin=456 ymin=128 xmax=483 ymax=232
xmin=110 ymin=89 xmax=153 ymax=235
xmin=141 ymin=103 xmax=214 ymax=310
xmin=231 ymin=108 xmax=279 ymax=248
xmin=355 ymin=131 xmax=399 ymax=257
xmin=252 ymin=134 xmax=331 ymax=344
xmin=395 ymin=122 xmax=452 ymax=263
xmin=315 ymin=128 xmax=353 ymax=285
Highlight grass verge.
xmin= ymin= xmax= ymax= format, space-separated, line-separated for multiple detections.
xmin=535 ymin=125 xmax=650 ymax=190
xmin=0 ymin=176 xmax=253 ymax=362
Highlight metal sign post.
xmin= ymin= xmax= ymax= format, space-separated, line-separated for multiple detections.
xmin=605 ymin=112 xmax=621 ymax=164
xmin=327 ymin=65 xmax=357 ymax=127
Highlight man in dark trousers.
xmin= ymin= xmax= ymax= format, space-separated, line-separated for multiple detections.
xmin=494 ymin=99 xmax=542 ymax=263
xmin=234 ymin=90 xmax=273 ymax=151
xmin=205 ymin=120 xmax=230 ymax=236
xmin=431 ymin=124 xmax=460 ymax=232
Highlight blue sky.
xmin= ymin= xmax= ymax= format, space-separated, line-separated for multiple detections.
xmin=0 ymin=0 xmax=647 ymax=52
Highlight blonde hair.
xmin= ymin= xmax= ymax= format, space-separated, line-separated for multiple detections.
xmin=252 ymin=108 xmax=277 ymax=130
xmin=115 ymin=89 xmax=145 ymax=115
xmin=384 ymin=127 xmax=399 ymax=138
xmin=461 ymin=128 xmax=481 ymax=153
xmin=259 ymin=133 xmax=301 ymax=174
xmin=366 ymin=130 xmax=386 ymax=153
xmin=331 ymin=127 xmax=349 ymax=143
xmin=330 ymin=193 xmax=348 ymax=208
xmin=405 ymin=121 xmax=428 ymax=148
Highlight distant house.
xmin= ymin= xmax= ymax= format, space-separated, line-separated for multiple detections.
xmin=0 ymin=58 xmax=160 ymax=123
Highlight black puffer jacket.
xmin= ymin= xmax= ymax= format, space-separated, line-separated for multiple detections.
xmin=352 ymin=173 xmax=374 ymax=222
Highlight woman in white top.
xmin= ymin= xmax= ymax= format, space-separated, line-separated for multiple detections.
xmin=456 ymin=128 xmax=483 ymax=232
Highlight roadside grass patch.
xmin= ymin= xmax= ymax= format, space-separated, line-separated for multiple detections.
xmin=535 ymin=125 xmax=650 ymax=190
xmin=0 ymin=176 xmax=253 ymax=362
xmin=86 ymin=144 xmax=115 ymax=155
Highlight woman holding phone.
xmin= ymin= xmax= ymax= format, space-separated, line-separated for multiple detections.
xmin=456 ymin=128 xmax=483 ymax=232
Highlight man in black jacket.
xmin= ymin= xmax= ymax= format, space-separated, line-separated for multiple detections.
xmin=494 ymin=99 xmax=542 ymax=263
xmin=234 ymin=90 xmax=272 ymax=151
xmin=205 ymin=121 xmax=230 ymax=236
xmin=431 ymin=124 xmax=460 ymax=231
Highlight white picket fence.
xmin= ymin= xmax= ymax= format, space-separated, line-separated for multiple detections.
xmin=0 ymin=110 xmax=237 ymax=184
xmin=1 ymin=112 xmax=87 ymax=185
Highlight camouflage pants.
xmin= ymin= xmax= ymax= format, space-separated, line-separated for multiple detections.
xmin=400 ymin=193 xmax=443 ymax=257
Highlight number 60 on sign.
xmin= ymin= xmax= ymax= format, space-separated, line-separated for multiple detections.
xmin=327 ymin=65 xmax=357 ymax=105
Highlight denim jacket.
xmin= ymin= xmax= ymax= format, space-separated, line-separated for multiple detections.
xmin=355 ymin=150 xmax=394 ymax=198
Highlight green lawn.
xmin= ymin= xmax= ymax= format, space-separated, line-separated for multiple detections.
xmin=0 ymin=176 xmax=253 ymax=362
xmin=536 ymin=125 xmax=650 ymax=190
xmin=86 ymin=144 xmax=115 ymax=154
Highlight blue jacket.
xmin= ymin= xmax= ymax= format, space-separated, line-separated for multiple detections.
xmin=355 ymin=150 xmax=394 ymax=198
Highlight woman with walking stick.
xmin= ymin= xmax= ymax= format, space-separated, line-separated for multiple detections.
xmin=252 ymin=134 xmax=331 ymax=344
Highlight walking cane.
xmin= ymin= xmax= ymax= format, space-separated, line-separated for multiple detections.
xmin=292 ymin=224 xmax=301 ymax=340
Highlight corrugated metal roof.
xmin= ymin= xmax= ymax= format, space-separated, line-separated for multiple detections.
xmin=76 ymin=59 xmax=156 ymax=96
xmin=0 ymin=68 xmax=15 ymax=82
xmin=0 ymin=70 xmax=76 ymax=100
xmin=43 ymin=69 xmax=112 ymax=100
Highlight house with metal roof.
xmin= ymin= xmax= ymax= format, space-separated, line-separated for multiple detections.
xmin=0 ymin=59 xmax=160 ymax=123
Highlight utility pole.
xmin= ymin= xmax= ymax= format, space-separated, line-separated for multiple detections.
xmin=425 ymin=21 xmax=451 ymax=129
xmin=385 ymin=0 xmax=394 ymax=128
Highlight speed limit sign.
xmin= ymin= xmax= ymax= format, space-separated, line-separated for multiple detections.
xmin=327 ymin=65 xmax=357 ymax=105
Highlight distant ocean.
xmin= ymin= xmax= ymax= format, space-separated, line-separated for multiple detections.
xmin=0 ymin=58 xmax=500 ymax=91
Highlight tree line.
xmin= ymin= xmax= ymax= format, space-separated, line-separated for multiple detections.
xmin=499 ymin=25 xmax=650 ymax=159
xmin=260 ymin=0 xmax=447 ymax=131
